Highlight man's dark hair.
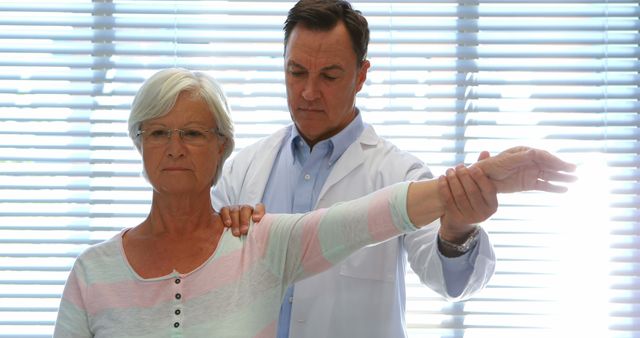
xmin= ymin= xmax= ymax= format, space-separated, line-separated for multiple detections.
xmin=284 ymin=0 xmax=370 ymax=66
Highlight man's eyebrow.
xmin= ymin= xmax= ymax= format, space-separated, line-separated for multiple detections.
xmin=287 ymin=60 xmax=344 ymax=72
xmin=320 ymin=64 xmax=345 ymax=72
xmin=287 ymin=60 xmax=306 ymax=70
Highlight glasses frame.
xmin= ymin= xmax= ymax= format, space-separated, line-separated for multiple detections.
xmin=136 ymin=127 xmax=223 ymax=147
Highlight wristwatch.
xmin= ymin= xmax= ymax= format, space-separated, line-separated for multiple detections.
xmin=438 ymin=226 xmax=481 ymax=254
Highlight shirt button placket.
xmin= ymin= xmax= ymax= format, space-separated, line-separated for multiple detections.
xmin=173 ymin=277 xmax=183 ymax=330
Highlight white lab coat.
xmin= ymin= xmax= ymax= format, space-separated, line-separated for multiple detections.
xmin=212 ymin=124 xmax=496 ymax=338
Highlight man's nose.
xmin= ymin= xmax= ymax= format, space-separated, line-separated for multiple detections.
xmin=301 ymin=78 xmax=320 ymax=101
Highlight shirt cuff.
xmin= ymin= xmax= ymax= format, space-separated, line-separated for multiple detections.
xmin=438 ymin=238 xmax=480 ymax=272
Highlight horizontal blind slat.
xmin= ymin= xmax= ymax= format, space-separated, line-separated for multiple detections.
xmin=1 ymin=1 xmax=637 ymax=337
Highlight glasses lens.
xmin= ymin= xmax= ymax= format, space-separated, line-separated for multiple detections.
xmin=143 ymin=128 xmax=171 ymax=145
xmin=181 ymin=128 xmax=209 ymax=145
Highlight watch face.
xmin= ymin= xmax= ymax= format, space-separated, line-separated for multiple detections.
xmin=459 ymin=227 xmax=480 ymax=252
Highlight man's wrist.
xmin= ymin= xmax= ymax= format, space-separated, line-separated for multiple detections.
xmin=438 ymin=226 xmax=481 ymax=257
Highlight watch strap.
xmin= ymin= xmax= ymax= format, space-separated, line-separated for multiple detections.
xmin=438 ymin=226 xmax=481 ymax=254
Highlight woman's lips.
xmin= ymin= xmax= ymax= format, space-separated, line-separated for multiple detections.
xmin=163 ymin=167 xmax=189 ymax=171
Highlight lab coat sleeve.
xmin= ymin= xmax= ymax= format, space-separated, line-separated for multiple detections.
xmin=401 ymin=162 xmax=496 ymax=301
xmin=404 ymin=224 xmax=496 ymax=301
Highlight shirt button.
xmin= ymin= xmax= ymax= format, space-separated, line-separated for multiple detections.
xmin=174 ymin=322 xmax=180 ymax=328
xmin=175 ymin=278 xmax=181 ymax=284
xmin=175 ymin=309 xmax=181 ymax=315
xmin=175 ymin=293 xmax=181 ymax=300
xmin=304 ymin=174 xmax=311 ymax=180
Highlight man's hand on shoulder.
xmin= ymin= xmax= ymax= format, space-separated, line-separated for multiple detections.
xmin=219 ymin=203 xmax=266 ymax=237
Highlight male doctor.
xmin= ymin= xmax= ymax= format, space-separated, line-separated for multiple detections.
xmin=213 ymin=0 xmax=573 ymax=337
xmin=212 ymin=1 xmax=496 ymax=337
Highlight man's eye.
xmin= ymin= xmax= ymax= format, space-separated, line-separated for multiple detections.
xmin=183 ymin=129 xmax=206 ymax=139
xmin=289 ymin=71 xmax=305 ymax=77
xmin=323 ymin=74 xmax=337 ymax=80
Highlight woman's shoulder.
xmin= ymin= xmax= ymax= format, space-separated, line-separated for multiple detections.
xmin=72 ymin=230 xmax=128 ymax=276
xmin=78 ymin=230 xmax=124 ymax=256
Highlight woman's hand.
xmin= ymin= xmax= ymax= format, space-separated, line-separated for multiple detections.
xmin=436 ymin=146 xmax=576 ymax=254
xmin=472 ymin=146 xmax=577 ymax=194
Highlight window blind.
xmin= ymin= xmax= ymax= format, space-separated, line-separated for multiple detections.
xmin=0 ymin=1 xmax=637 ymax=337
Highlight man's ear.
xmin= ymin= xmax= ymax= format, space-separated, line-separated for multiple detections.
xmin=355 ymin=60 xmax=370 ymax=93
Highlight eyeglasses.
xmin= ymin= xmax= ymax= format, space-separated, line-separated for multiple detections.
xmin=136 ymin=127 xmax=222 ymax=146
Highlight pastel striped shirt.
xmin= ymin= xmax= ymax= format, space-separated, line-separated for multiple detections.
xmin=53 ymin=182 xmax=417 ymax=338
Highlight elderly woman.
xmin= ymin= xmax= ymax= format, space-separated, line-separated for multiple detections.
xmin=54 ymin=68 xmax=575 ymax=337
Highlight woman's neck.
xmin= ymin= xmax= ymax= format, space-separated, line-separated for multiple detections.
xmin=141 ymin=190 xmax=218 ymax=237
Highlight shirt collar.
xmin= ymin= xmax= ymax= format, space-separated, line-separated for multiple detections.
xmin=287 ymin=108 xmax=365 ymax=165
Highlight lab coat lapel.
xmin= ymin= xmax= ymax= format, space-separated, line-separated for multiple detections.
xmin=242 ymin=128 xmax=289 ymax=203
xmin=316 ymin=125 xmax=378 ymax=203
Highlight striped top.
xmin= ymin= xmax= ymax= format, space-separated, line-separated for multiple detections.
xmin=54 ymin=182 xmax=417 ymax=338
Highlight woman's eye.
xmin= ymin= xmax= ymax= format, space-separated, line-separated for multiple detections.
xmin=183 ymin=129 xmax=205 ymax=138
xmin=149 ymin=129 xmax=169 ymax=138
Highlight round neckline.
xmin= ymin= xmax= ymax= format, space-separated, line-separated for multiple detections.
xmin=117 ymin=228 xmax=230 ymax=281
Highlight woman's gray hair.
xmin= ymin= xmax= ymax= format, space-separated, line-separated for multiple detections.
xmin=128 ymin=68 xmax=235 ymax=185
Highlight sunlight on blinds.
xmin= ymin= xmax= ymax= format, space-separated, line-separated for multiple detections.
xmin=0 ymin=1 xmax=638 ymax=337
